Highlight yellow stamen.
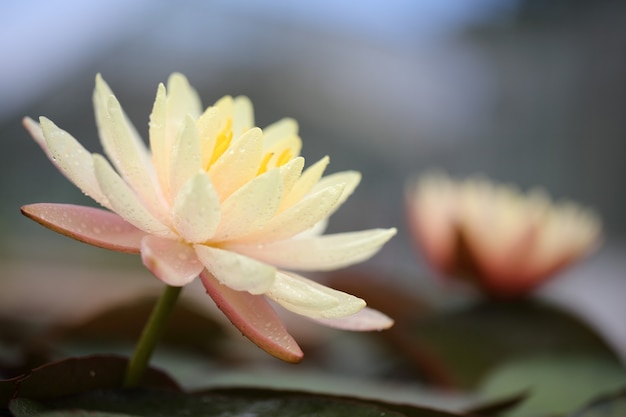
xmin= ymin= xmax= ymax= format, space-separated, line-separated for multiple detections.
xmin=209 ymin=119 xmax=233 ymax=166
xmin=276 ymin=148 xmax=293 ymax=167
xmin=257 ymin=152 xmax=274 ymax=175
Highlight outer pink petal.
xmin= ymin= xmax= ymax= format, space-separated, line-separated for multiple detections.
xmin=21 ymin=203 xmax=144 ymax=253
xmin=309 ymin=307 xmax=394 ymax=331
xmin=199 ymin=270 xmax=303 ymax=363
xmin=141 ymin=236 xmax=203 ymax=286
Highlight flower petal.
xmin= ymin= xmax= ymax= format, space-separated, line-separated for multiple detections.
xmin=141 ymin=236 xmax=203 ymax=286
xmin=171 ymin=172 xmax=221 ymax=243
xmin=21 ymin=203 xmax=144 ymax=253
xmin=309 ymin=307 xmax=394 ymax=331
xmin=165 ymin=73 xmax=202 ymax=146
xmin=238 ymin=182 xmax=345 ymax=243
xmin=194 ymin=245 xmax=276 ymax=294
xmin=93 ymin=154 xmax=173 ymax=237
xmin=23 ymin=117 xmax=52 ymax=159
xmin=229 ymin=228 xmax=397 ymax=271
xmin=263 ymin=118 xmax=298 ymax=149
xmin=208 ymin=127 xmax=263 ymax=200
xmin=279 ymin=156 xmax=329 ymax=212
xmin=168 ymin=115 xmax=203 ymax=200
xmin=232 ymin=95 xmax=254 ymax=138
xmin=95 ymin=89 xmax=166 ymax=219
xmin=266 ymin=272 xmax=365 ymax=318
xmin=279 ymin=156 xmax=305 ymax=197
xmin=37 ymin=117 xmax=111 ymax=209
xmin=212 ymin=169 xmax=283 ymax=241
xmin=200 ymin=271 xmax=303 ymax=363
xmin=311 ymin=171 xmax=361 ymax=218
xmin=149 ymin=83 xmax=169 ymax=195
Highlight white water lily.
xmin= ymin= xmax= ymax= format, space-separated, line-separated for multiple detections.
xmin=22 ymin=73 xmax=396 ymax=362
xmin=406 ymin=171 xmax=601 ymax=298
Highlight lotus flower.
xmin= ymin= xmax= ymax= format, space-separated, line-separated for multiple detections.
xmin=406 ymin=171 xmax=601 ymax=298
xmin=21 ymin=73 xmax=396 ymax=362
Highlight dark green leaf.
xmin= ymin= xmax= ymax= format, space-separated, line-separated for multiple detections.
xmin=8 ymin=387 xmax=474 ymax=417
xmin=0 ymin=355 xmax=180 ymax=407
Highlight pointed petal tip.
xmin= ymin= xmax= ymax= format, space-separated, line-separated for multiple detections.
xmin=20 ymin=203 xmax=144 ymax=253
xmin=311 ymin=307 xmax=394 ymax=331
xmin=200 ymin=271 xmax=303 ymax=363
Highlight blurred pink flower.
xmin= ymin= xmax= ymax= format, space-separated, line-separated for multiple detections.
xmin=406 ymin=172 xmax=601 ymax=298
xmin=22 ymin=73 xmax=396 ymax=362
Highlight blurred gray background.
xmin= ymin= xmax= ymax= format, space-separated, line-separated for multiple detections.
xmin=1 ymin=1 xmax=625 ymax=357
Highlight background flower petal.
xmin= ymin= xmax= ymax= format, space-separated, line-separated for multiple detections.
xmin=200 ymin=271 xmax=303 ymax=363
xmin=266 ymin=272 xmax=365 ymax=318
xmin=171 ymin=172 xmax=221 ymax=243
xmin=194 ymin=245 xmax=276 ymax=294
xmin=141 ymin=235 xmax=203 ymax=286
xmin=228 ymin=228 xmax=397 ymax=271
xmin=20 ymin=203 xmax=144 ymax=253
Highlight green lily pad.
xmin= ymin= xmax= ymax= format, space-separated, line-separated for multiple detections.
xmin=409 ymin=299 xmax=618 ymax=388
xmin=480 ymin=356 xmax=626 ymax=417
xmin=570 ymin=389 xmax=626 ymax=417
xmin=9 ymin=387 xmax=471 ymax=417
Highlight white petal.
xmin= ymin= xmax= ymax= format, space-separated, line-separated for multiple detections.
xmin=266 ymin=272 xmax=365 ymax=318
xmin=238 ymin=183 xmax=345 ymax=243
xmin=171 ymin=172 xmax=221 ymax=243
xmin=194 ymin=245 xmax=276 ymax=294
xmin=213 ymin=169 xmax=283 ymax=241
xmin=149 ymin=83 xmax=169 ymax=195
xmin=311 ymin=171 xmax=361 ymax=218
xmin=141 ymin=235 xmax=203 ymax=286
xmin=279 ymin=157 xmax=305 ymax=197
xmin=229 ymin=228 xmax=397 ymax=271
xmin=93 ymin=74 xmax=151 ymax=165
xmin=97 ymin=92 xmax=166 ymax=219
xmin=279 ymin=156 xmax=329 ymax=211
xmin=168 ymin=115 xmax=202 ymax=198
xmin=232 ymin=95 xmax=254 ymax=138
xmin=165 ymin=73 xmax=202 ymax=147
xmin=93 ymin=154 xmax=173 ymax=237
xmin=263 ymin=118 xmax=298 ymax=149
xmin=309 ymin=307 xmax=394 ymax=331
xmin=38 ymin=117 xmax=111 ymax=209
xmin=23 ymin=117 xmax=52 ymax=159
xmin=208 ymin=127 xmax=263 ymax=200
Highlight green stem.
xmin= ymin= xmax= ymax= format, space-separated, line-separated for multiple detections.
xmin=123 ymin=285 xmax=182 ymax=388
